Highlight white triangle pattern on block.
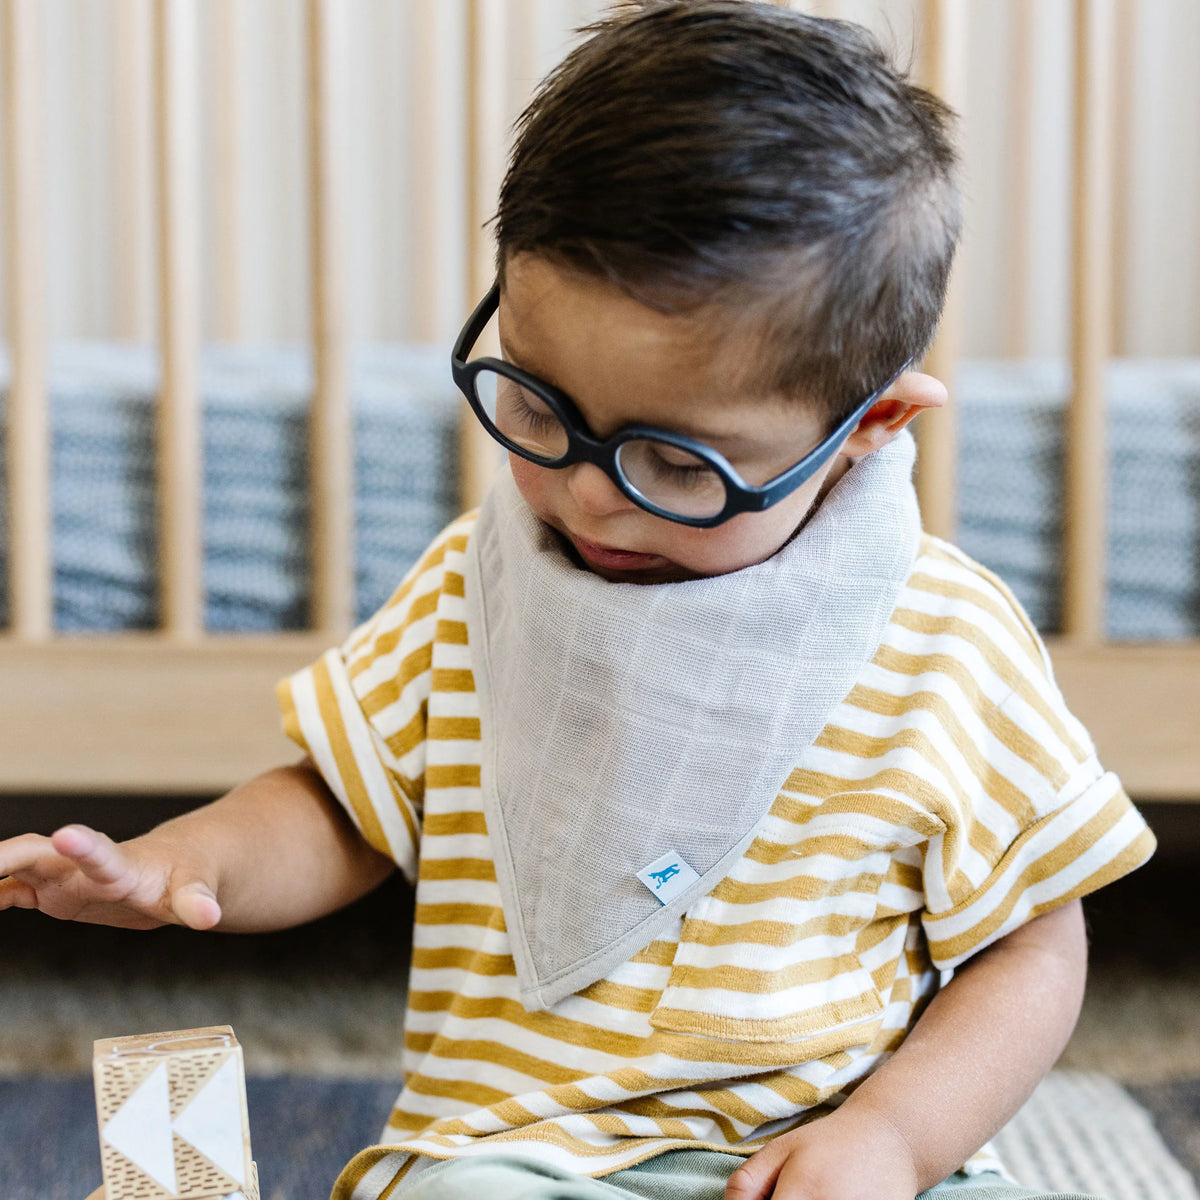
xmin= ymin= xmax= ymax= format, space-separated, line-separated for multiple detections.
xmin=101 ymin=1062 xmax=179 ymax=1194
xmin=171 ymin=1054 xmax=248 ymax=1186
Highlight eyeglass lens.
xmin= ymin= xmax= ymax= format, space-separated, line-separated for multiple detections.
xmin=472 ymin=366 xmax=729 ymax=519
xmin=474 ymin=368 xmax=570 ymax=461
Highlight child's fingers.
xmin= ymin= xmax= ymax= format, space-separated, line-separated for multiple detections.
xmin=169 ymin=880 xmax=222 ymax=931
xmin=725 ymin=1145 xmax=784 ymax=1200
xmin=0 ymin=875 xmax=41 ymax=911
xmin=49 ymin=824 xmax=133 ymax=886
xmin=0 ymin=832 xmax=69 ymax=881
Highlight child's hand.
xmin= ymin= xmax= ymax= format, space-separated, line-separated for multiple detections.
xmin=0 ymin=824 xmax=221 ymax=931
xmin=725 ymin=1102 xmax=920 ymax=1200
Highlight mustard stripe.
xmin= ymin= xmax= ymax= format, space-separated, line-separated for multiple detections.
xmin=426 ymin=764 xmax=482 ymax=790
xmin=771 ymin=784 xmax=944 ymax=839
xmin=432 ymin=668 xmax=477 ymax=693
xmin=709 ymin=869 xmax=892 ymax=907
xmin=888 ymin=607 xmax=1085 ymax=762
xmin=435 ymin=618 xmax=469 ymax=645
xmin=384 ymin=1108 xmax=439 ymax=1133
xmin=680 ymin=912 xmax=865 ymax=950
xmin=576 ymin=978 xmax=662 ymax=1015
xmin=810 ymin=725 xmax=1003 ymax=892
xmin=666 ymin=951 xmax=865 ymax=996
xmin=906 ymin=570 xmax=1043 ymax=672
xmin=404 ymin=990 xmax=877 ymax=1069
xmin=428 ymin=716 xmax=482 ymax=742
xmin=844 ymin=683 xmax=1042 ymax=824
xmin=410 ymin=947 xmax=515 ymax=976
xmin=919 ymin=538 xmax=1045 ymax=657
xmin=614 ymin=1094 xmax=743 ymax=1143
xmin=375 ymin=1156 xmax=418 ymax=1200
xmin=415 ymin=902 xmax=506 ymax=929
xmin=630 ymin=940 xmax=678 ymax=967
xmin=350 ymin=590 xmax=440 ymax=681
xmin=311 ymin=655 xmax=393 ymax=858
xmin=331 ymin=1147 xmax=413 ymax=1200
xmin=424 ymin=810 xmax=489 ymax=838
xmin=417 ymin=856 xmax=497 ymax=883
xmin=864 ymin=652 xmax=1070 ymax=792
xmin=402 ymin=1073 xmax=512 ymax=1109
xmin=744 ymin=832 xmax=903 ymax=866
xmin=384 ymin=708 xmax=425 ymax=762
xmin=403 ymin=1031 xmax=588 ymax=1086
xmin=360 ymin=643 xmax=433 ymax=718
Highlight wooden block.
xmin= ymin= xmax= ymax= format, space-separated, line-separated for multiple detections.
xmin=93 ymin=1026 xmax=254 ymax=1200
xmin=83 ymin=1164 xmax=258 ymax=1200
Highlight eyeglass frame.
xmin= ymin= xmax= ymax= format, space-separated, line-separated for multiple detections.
xmin=451 ymin=282 xmax=910 ymax=528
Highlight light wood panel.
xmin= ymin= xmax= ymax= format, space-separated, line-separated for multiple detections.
xmin=0 ymin=637 xmax=329 ymax=793
xmin=0 ymin=636 xmax=1194 ymax=798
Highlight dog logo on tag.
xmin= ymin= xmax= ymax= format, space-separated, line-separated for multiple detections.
xmin=637 ymin=851 xmax=700 ymax=905
xmin=649 ymin=863 xmax=680 ymax=889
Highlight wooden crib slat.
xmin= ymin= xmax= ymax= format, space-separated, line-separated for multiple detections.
xmin=1063 ymin=0 xmax=1116 ymax=644
xmin=459 ymin=0 xmax=508 ymax=513
xmin=308 ymin=0 xmax=354 ymax=634
xmin=1004 ymin=0 xmax=1036 ymax=357
xmin=213 ymin=0 xmax=245 ymax=342
xmin=915 ymin=0 xmax=968 ymax=542
xmin=154 ymin=0 xmax=204 ymax=641
xmin=114 ymin=0 xmax=154 ymax=342
xmin=2 ymin=0 xmax=52 ymax=641
xmin=410 ymin=0 xmax=469 ymax=346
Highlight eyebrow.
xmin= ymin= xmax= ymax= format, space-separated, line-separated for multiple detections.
xmin=498 ymin=336 xmax=780 ymax=458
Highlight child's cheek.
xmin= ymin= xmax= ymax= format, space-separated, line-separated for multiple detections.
xmin=507 ymin=454 xmax=552 ymax=518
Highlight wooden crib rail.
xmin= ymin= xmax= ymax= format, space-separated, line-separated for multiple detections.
xmin=1 ymin=0 xmax=1198 ymax=799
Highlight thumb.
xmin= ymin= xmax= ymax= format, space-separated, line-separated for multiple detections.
xmin=725 ymin=1145 xmax=785 ymax=1200
xmin=169 ymin=879 xmax=222 ymax=930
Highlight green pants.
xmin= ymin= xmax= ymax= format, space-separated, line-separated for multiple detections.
xmin=394 ymin=1149 xmax=1098 ymax=1200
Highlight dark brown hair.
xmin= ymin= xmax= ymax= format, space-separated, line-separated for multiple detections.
xmin=494 ymin=0 xmax=961 ymax=422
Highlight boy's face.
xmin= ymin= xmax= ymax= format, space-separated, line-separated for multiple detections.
xmin=496 ymin=254 xmax=891 ymax=584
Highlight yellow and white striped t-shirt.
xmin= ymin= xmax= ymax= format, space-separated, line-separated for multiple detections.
xmin=278 ymin=514 xmax=1154 ymax=1198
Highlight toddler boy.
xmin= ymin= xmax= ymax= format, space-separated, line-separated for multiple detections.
xmin=0 ymin=5 xmax=1155 ymax=1200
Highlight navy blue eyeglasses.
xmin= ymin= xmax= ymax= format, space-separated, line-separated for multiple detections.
xmin=452 ymin=283 xmax=908 ymax=528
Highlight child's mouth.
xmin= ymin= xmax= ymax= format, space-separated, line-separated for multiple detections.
xmin=570 ymin=535 xmax=664 ymax=573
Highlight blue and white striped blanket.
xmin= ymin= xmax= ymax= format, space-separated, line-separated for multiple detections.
xmin=1 ymin=347 xmax=1197 ymax=638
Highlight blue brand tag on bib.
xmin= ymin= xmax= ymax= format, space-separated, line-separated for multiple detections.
xmin=636 ymin=851 xmax=700 ymax=905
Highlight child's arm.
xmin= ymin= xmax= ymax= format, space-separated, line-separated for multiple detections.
xmin=0 ymin=758 xmax=394 ymax=933
xmin=726 ymin=899 xmax=1088 ymax=1200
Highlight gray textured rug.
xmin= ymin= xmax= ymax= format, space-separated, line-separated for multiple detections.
xmin=2 ymin=1071 xmax=1196 ymax=1200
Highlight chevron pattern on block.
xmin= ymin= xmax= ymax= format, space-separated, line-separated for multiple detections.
xmin=92 ymin=1027 xmax=255 ymax=1200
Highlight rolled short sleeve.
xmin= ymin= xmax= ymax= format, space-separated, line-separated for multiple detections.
xmin=278 ymin=645 xmax=423 ymax=882
xmin=275 ymin=515 xmax=476 ymax=883
xmin=918 ymin=583 xmax=1156 ymax=968
xmin=921 ymin=756 xmax=1154 ymax=969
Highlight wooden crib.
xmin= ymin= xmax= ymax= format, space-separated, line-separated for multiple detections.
xmin=0 ymin=0 xmax=1197 ymax=800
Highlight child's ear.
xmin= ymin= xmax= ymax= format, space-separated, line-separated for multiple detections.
xmin=840 ymin=370 xmax=947 ymax=457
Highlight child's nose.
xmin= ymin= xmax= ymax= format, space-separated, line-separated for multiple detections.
xmin=566 ymin=461 xmax=631 ymax=516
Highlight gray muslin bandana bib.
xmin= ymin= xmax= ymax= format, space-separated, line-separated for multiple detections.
xmin=463 ymin=431 xmax=922 ymax=1010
